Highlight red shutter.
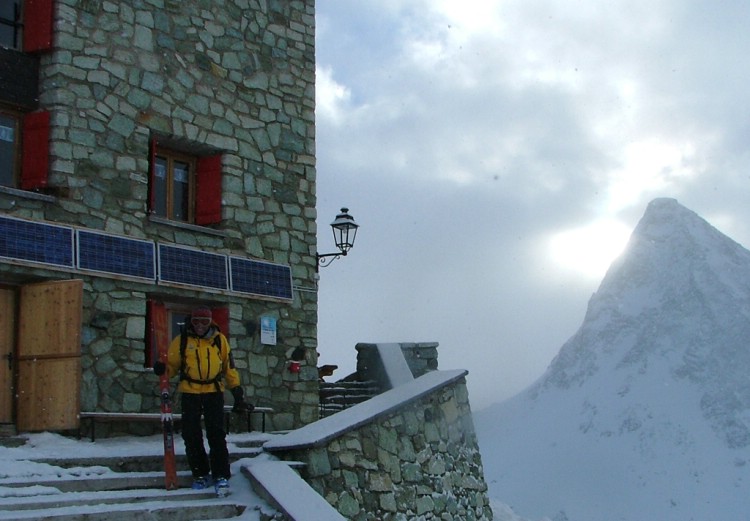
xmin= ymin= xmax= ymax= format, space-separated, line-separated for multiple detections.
xmin=145 ymin=300 xmax=167 ymax=368
xmin=20 ymin=111 xmax=50 ymax=190
xmin=212 ymin=306 xmax=230 ymax=338
xmin=147 ymin=137 xmax=157 ymax=214
xmin=195 ymin=154 xmax=222 ymax=225
xmin=23 ymin=0 xmax=54 ymax=53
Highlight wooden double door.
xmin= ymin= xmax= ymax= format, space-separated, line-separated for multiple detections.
xmin=0 ymin=279 xmax=82 ymax=432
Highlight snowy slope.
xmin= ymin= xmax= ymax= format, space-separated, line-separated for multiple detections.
xmin=475 ymin=198 xmax=750 ymax=521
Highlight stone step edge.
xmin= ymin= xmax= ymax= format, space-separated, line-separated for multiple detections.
xmin=0 ymin=470 xmax=195 ymax=492
xmin=0 ymin=486 xmax=217 ymax=511
xmin=0 ymin=499 xmax=246 ymax=521
xmin=28 ymin=446 xmax=262 ymax=471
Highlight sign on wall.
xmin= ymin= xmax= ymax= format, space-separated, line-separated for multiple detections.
xmin=260 ymin=316 xmax=277 ymax=345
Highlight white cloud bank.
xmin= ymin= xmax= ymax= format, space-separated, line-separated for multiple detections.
xmin=314 ymin=0 xmax=750 ymax=408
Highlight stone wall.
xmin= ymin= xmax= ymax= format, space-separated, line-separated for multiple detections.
xmin=269 ymin=376 xmax=493 ymax=520
xmin=355 ymin=342 xmax=440 ymax=388
xmin=0 ymin=0 xmax=320 ymax=432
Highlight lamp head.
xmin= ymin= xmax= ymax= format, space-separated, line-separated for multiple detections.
xmin=330 ymin=207 xmax=359 ymax=255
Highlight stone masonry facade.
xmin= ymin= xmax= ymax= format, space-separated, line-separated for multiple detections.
xmin=0 ymin=0 xmax=321 ymax=432
xmin=276 ymin=378 xmax=493 ymax=520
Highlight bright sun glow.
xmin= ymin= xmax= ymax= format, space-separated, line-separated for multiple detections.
xmin=549 ymin=220 xmax=632 ymax=279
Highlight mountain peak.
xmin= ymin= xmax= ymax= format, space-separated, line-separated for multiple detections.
xmin=476 ymin=198 xmax=750 ymax=520
xmin=537 ymin=198 xmax=750 ymax=448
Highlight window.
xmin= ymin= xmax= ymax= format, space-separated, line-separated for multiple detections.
xmin=148 ymin=137 xmax=223 ymax=226
xmin=145 ymin=300 xmax=229 ymax=368
xmin=0 ymin=0 xmax=53 ymax=53
xmin=0 ymin=1 xmax=22 ymax=50
xmin=0 ymin=110 xmax=20 ymax=187
xmin=152 ymin=148 xmax=195 ymax=222
xmin=0 ymin=108 xmax=49 ymax=190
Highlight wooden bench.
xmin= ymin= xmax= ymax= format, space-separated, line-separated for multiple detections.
xmin=79 ymin=406 xmax=273 ymax=442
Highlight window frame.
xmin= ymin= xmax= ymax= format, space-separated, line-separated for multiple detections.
xmin=152 ymin=146 xmax=197 ymax=223
xmin=0 ymin=0 xmax=23 ymax=50
xmin=148 ymin=137 xmax=223 ymax=226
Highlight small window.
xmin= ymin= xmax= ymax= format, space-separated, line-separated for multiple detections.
xmin=152 ymin=148 xmax=196 ymax=222
xmin=0 ymin=108 xmax=49 ymax=190
xmin=0 ymin=1 xmax=22 ymax=50
xmin=149 ymin=137 xmax=223 ymax=226
xmin=0 ymin=110 xmax=20 ymax=187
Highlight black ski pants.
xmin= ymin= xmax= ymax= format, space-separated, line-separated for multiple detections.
xmin=181 ymin=391 xmax=230 ymax=480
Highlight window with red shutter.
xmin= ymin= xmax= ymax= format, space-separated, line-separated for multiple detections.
xmin=20 ymin=110 xmax=49 ymax=190
xmin=22 ymin=0 xmax=54 ymax=53
xmin=148 ymin=138 xmax=222 ymax=226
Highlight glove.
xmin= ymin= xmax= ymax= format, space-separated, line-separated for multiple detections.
xmin=230 ymin=386 xmax=251 ymax=413
xmin=153 ymin=361 xmax=166 ymax=376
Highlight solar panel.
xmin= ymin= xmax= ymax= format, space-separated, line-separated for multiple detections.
xmin=77 ymin=230 xmax=156 ymax=281
xmin=158 ymin=244 xmax=228 ymax=290
xmin=229 ymin=256 xmax=293 ymax=300
xmin=0 ymin=215 xmax=74 ymax=267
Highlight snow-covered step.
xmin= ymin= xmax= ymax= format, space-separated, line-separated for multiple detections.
xmin=0 ymin=499 xmax=246 ymax=521
xmin=0 ymin=487 xmax=216 ymax=512
xmin=0 ymin=433 xmax=279 ymax=521
xmin=0 ymin=470 xmax=194 ymax=493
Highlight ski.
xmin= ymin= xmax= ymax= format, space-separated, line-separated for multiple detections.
xmin=153 ymin=302 xmax=179 ymax=490
xmin=159 ymin=383 xmax=178 ymax=489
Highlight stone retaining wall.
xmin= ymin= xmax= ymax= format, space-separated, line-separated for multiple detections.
xmin=272 ymin=377 xmax=493 ymax=520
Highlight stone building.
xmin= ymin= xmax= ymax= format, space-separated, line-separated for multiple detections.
xmin=0 ymin=0 xmax=321 ymax=434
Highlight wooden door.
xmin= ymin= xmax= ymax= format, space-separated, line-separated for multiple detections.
xmin=16 ymin=279 xmax=83 ymax=432
xmin=0 ymin=288 xmax=14 ymax=424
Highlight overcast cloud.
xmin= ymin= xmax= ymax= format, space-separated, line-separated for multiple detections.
xmin=313 ymin=0 xmax=750 ymax=409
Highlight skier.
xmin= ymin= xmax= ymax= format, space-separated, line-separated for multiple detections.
xmin=153 ymin=306 xmax=248 ymax=497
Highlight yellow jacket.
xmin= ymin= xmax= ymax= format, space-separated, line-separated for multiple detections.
xmin=165 ymin=324 xmax=241 ymax=394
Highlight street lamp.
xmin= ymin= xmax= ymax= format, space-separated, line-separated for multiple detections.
xmin=317 ymin=208 xmax=359 ymax=270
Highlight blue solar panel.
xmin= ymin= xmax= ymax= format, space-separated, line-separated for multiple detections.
xmin=77 ymin=230 xmax=156 ymax=280
xmin=0 ymin=215 xmax=74 ymax=267
xmin=229 ymin=256 xmax=293 ymax=300
xmin=158 ymin=244 xmax=228 ymax=290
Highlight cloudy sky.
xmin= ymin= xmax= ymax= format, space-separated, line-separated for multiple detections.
xmin=312 ymin=0 xmax=750 ymax=409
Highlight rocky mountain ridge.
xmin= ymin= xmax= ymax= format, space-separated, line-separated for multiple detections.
xmin=476 ymin=198 xmax=750 ymax=521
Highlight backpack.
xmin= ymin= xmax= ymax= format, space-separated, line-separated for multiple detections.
xmin=178 ymin=317 xmax=224 ymax=392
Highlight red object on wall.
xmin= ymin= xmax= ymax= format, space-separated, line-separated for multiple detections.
xmin=20 ymin=111 xmax=50 ymax=190
xmin=23 ymin=0 xmax=55 ymax=53
xmin=211 ymin=306 xmax=230 ymax=338
xmin=288 ymin=361 xmax=301 ymax=373
xmin=195 ymin=154 xmax=222 ymax=225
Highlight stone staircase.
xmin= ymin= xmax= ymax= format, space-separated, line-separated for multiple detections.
xmin=318 ymin=380 xmax=380 ymax=418
xmin=0 ymin=438 xmax=280 ymax=521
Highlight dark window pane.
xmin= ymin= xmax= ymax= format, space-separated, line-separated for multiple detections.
xmin=172 ymin=160 xmax=190 ymax=221
xmin=0 ymin=1 xmax=21 ymax=49
xmin=0 ymin=114 xmax=18 ymax=187
xmin=153 ymin=156 xmax=168 ymax=217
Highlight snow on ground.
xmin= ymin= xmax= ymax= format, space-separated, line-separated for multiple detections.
xmin=0 ymin=431 xmax=278 ymax=520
